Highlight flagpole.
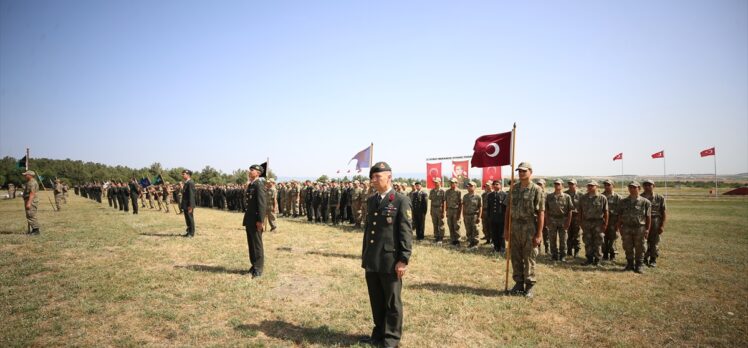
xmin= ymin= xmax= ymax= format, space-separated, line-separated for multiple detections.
xmin=621 ymin=157 xmax=624 ymax=190
xmin=265 ymin=157 xmax=270 ymax=231
xmin=714 ymin=151 xmax=718 ymax=198
xmin=663 ymin=152 xmax=668 ymax=198
xmin=504 ymin=123 xmax=517 ymax=292
xmin=370 ymin=143 xmax=374 ymax=168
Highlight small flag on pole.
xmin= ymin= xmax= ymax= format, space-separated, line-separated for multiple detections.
xmin=16 ymin=156 xmax=27 ymax=169
xmin=613 ymin=153 xmax=623 ymax=161
xmin=651 ymin=150 xmax=665 ymax=159
xmin=700 ymin=147 xmax=715 ymax=157
xmin=470 ymin=131 xmax=512 ymax=168
xmin=349 ymin=145 xmax=372 ymax=171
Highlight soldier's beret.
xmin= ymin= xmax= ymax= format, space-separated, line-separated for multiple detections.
xmin=369 ymin=161 xmax=392 ymax=178
xmin=554 ymin=179 xmax=564 ymax=185
xmin=628 ymin=181 xmax=641 ymax=188
xmin=432 ymin=177 xmax=441 ymax=183
xmin=642 ymin=179 xmax=655 ymax=185
xmin=536 ymin=179 xmax=546 ymax=185
xmin=567 ymin=178 xmax=577 ymax=184
xmin=587 ymin=180 xmax=599 ymax=186
xmin=516 ymin=162 xmax=532 ymax=171
xmin=449 ymin=178 xmax=458 ymax=183
xmin=182 ymin=169 xmax=192 ymax=176
xmin=602 ymin=179 xmax=613 ymax=185
xmin=249 ymin=164 xmax=263 ymax=173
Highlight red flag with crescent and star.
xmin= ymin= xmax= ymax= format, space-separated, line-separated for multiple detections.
xmin=613 ymin=153 xmax=623 ymax=161
xmin=426 ymin=162 xmax=442 ymax=189
xmin=482 ymin=166 xmax=501 ymax=187
xmin=651 ymin=150 xmax=664 ymax=159
xmin=471 ymin=131 xmax=512 ymax=168
xmin=700 ymin=147 xmax=715 ymax=157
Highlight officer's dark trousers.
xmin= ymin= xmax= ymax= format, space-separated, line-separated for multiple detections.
xmin=490 ymin=219 xmax=506 ymax=252
xmin=413 ymin=213 xmax=426 ymax=239
xmin=306 ymin=202 xmax=314 ymax=221
xmin=130 ymin=195 xmax=138 ymax=214
xmin=365 ymin=272 xmax=403 ymax=347
xmin=184 ymin=208 xmax=195 ymax=235
xmin=245 ymin=226 xmax=264 ymax=273
xmin=330 ymin=207 xmax=339 ymax=225
xmin=122 ymin=196 xmax=129 ymax=212
xmin=118 ymin=196 xmax=125 ymax=211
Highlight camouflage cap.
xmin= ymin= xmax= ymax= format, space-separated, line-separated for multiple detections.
xmin=516 ymin=162 xmax=532 ymax=171
xmin=432 ymin=177 xmax=442 ymax=183
xmin=628 ymin=181 xmax=641 ymax=188
xmin=466 ymin=181 xmax=477 ymax=187
xmin=567 ymin=178 xmax=577 ymax=185
xmin=449 ymin=178 xmax=458 ymax=183
xmin=587 ymin=180 xmax=599 ymax=186
xmin=642 ymin=179 xmax=655 ymax=185
xmin=353 ymin=180 xmax=360 ymax=184
xmin=602 ymin=179 xmax=613 ymax=185
xmin=536 ymin=178 xmax=546 ymax=185
xmin=267 ymin=178 xmax=275 ymax=183
xmin=22 ymin=170 xmax=36 ymax=176
xmin=484 ymin=180 xmax=492 ymax=186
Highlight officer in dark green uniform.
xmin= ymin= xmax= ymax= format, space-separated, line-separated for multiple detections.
xmin=360 ymin=162 xmax=413 ymax=348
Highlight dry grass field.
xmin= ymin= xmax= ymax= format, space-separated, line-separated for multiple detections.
xmin=1 ymin=188 xmax=747 ymax=347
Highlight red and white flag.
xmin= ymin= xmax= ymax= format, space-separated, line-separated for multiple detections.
xmin=700 ymin=147 xmax=715 ymax=157
xmin=426 ymin=162 xmax=442 ymax=189
xmin=470 ymin=131 xmax=512 ymax=168
xmin=651 ymin=151 xmax=665 ymax=159
xmin=613 ymin=153 xmax=623 ymax=161
xmin=482 ymin=166 xmax=501 ymax=187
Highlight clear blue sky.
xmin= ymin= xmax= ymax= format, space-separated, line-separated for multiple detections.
xmin=1 ymin=0 xmax=746 ymax=179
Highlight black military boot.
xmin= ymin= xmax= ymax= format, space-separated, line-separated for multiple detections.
xmin=30 ymin=228 xmax=40 ymax=235
xmin=648 ymin=257 xmax=657 ymax=268
xmin=609 ymin=252 xmax=616 ymax=262
xmin=634 ymin=261 xmax=644 ymax=274
xmin=582 ymin=256 xmax=594 ymax=266
xmin=544 ymin=244 xmax=550 ymax=254
xmin=509 ymin=282 xmax=525 ymax=296
xmin=524 ymin=283 xmax=535 ymax=298
xmin=551 ymin=253 xmax=558 ymax=261
xmin=623 ymin=260 xmax=634 ymax=271
xmin=573 ymin=248 xmax=579 ymax=258
xmin=602 ymin=252 xmax=609 ymax=261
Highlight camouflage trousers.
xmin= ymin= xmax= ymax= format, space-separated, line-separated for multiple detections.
xmin=148 ymin=197 xmax=155 ymax=209
xmin=156 ymin=197 xmax=163 ymax=211
xmin=352 ymin=202 xmax=362 ymax=226
xmin=291 ymin=199 xmax=299 ymax=216
xmin=603 ymin=223 xmax=619 ymax=257
xmin=163 ymin=197 xmax=170 ymax=213
xmin=464 ymin=214 xmax=479 ymax=245
xmin=482 ymin=218 xmax=490 ymax=240
xmin=54 ymin=193 xmax=63 ymax=211
xmin=25 ymin=201 xmax=39 ymax=230
xmin=566 ymin=213 xmax=581 ymax=255
xmin=266 ymin=210 xmax=277 ymax=229
xmin=510 ymin=220 xmax=538 ymax=285
xmin=62 ymin=192 xmax=67 ymax=203
xmin=447 ymin=208 xmax=461 ymax=242
xmin=546 ymin=217 xmax=567 ymax=257
xmin=430 ymin=210 xmax=445 ymax=241
xmin=621 ymin=225 xmax=646 ymax=263
xmin=582 ymin=220 xmax=605 ymax=260
xmin=645 ymin=217 xmax=663 ymax=259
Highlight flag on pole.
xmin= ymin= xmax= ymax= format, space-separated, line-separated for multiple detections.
xmin=651 ymin=150 xmax=664 ymax=159
xmin=140 ymin=177 xmax=151 ymax=188
xmin=153 ymin=174 xmax=164 ymax=185
xmin=482 ymin=166 xmax=501 ymax=187
xmin=426 ymin=162 xmax=442 ymax=189
xmin=613 ymin=153 xmax=623 ymax=161
xmin=349 ymin=145 xmax=372 ymax=171
xmin=16 ymin=155 xmax=27 ymax=169
xmin=700 ymin=147 xmax=715 ymax=157
xmin=259 ymin=162 xmax=268 ymax=178
xmin=471 ymin=131 xmax=512 ymax=168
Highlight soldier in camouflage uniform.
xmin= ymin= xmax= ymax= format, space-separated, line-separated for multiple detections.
xmin=266 ymin=179 xmax=278 ymax=231
xmin=162 ymin=183 xmax=171 ymax=213
xmin=8 ymin=183 xmax=16 ymax=199
xmin=147 ymin=186 xmax=156 ymax=209
xmin=320 ymin=182 xmax=330 ymax=223
xmin=535 ymin=179 xmax=549 ymax=253
xmin=290 ymin=181 xmax=300 ymax=217
xmin=617 ymin=181 xmax=651 ymax=273
xmin=312 ymin=183 xmax=322 ymax=223
xmin=545 ymin=179 xmax=573 ymax=261
xmin=641 ymin=180 xmax=667 ymax=267
xmin=565 ymin=179 xmax=582 ymax=258
xmin=304 ymin=180 xmax=314 ymax=222
xmin=507 ymin=162 xmax=544 ymax=297
xmin=173 ymin=183 xmax=183 ymax=214
xmin=602 ymin=179 xmax=622 ymax=261
xmin=445 ymin=178 xmax=462 ymax=246
xmin=577 ymin=181 xmax=609 ymax=266
xmin=351 ymin=181 xmax=363 ymax=228
xmin=54 ymin=179 xmax=64 ymax=211
xmin=462 ymin=181 xmax=482 ymax=249
xmin=22 ymin=171 xmax=40 ymax=235
xmin=360 ymin=180 xmax=373 ymax=230
xmin=429 ymin=178 xmax=446 ymax=243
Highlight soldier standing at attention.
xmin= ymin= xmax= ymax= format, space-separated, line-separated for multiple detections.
xmin=429 ymin=178 xmax=446 ymax=244
xmin=616 ymin=181 xmax=651 ymax=273
xmin=545 ymin=179 xmax=573 ymax=261
xmin=54 ymin=179 xmax=64 ymax=211
xmin=243 ymin=164 xmax=267 ymax=278
xmin=181 ymin=170 xmax=196 ymax=237
xmin=162 ymin=183 xmax=171 ymax=213
xmin=641 ymin=180 xmax=667 ymax=267
xmin=535 ymin=179 xmax=549 ymax=254
xmin=601 ymin=179 xmax=622 ymax=261
xmin=329 ymin=180 xmax=342 ymax=225
xmin=481 ymin=181 xmax=492 ymax=245
xmin=577 ymin=181 xmax=608 ymax=266
xmin=174 ymin=183 xmax=183 ymax=214
xmin=265 ymin=179 xmax=278 ymax=231
xmin=290 ymin=181 xmax=300 ymax=218
xmin=445 ymin=178 xmax=462 ymax=246
xmin=22 ymin=171 xmax=41 ymax=235
xmin=409 ymin=181 xmax=428 ymax=241
xmin=506 ymin=162 xmax=544 ymax=297
xmin=121 ymin=181 xmax=130 ymax=213
xmin=485 ymin=180 xmax=508 ymax=255
xmin=351 ymin=181 xmax=362 ymax=228
xmin=565 ymin=179 xmax=582 ymax=258
xmin=129 ymin=178 xmax=140 ymax=215
xmin=304 ymin=180 xmax=315 ymax=222
xmin=462 ymin=181 xmax=482 ymax=249
xmin=359 ymin=162 xmax=412 ymax=348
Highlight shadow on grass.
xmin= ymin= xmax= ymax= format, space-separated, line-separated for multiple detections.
xmin=233 ymin=320 xmax=361 ymax=346
xmin=534 ymin=256 xmax=624 ymax=272
xmin=306 ymin=251 xmax=360 ymax=260
xmin=0 ymin=230 xmax=27 ymax=235
xmin=409 ymin=282 xmax=506 ymax=297
xmin=140 ymin=232 xmax=184 ymax=237
xmin=174 ymin=264 xmax=248 ymax=275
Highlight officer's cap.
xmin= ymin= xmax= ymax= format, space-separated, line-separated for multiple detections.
xmin=369 ymin=161 xmax=392 ymax=178
xmin=249 ymin=164 xmax=263 ymax=174
xmin=414 ymin=181 xmax=422 ymax=186
xmin=643 ymin=179 xmax=655 ymax=185
xmin=567 ymin=178 xmax=577 ymax=185
xmin=516 ymin=162 xmax=532 ymax=171
xmin=182 ymin=169 xmax=193 ymax=176
xmin=587 ymin=180 xmax=599 ymax=186
xmin=628 ymin=181 xmax=641 ymax=188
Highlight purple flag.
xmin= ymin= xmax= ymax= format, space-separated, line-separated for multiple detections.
xmin=348 ymin=145 xmax=372 ymax=171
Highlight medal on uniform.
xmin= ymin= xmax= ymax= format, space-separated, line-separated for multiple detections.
xmin=386 ymin=217 xmax=393 ymax=224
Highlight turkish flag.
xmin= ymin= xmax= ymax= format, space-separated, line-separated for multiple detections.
xmin=651 ymin=151 xmax=665 ymax=159
xmin=700 ymin=147 xmax=715 ymax=157
xmin=471 ymin=131 xmax=512 ymax=168
xmin=613 ymin=153 xmax=623 ymax=161
xmin=426 ymin=162 xmax=442 ymax=189
xmin=452 ymin=160 xmax=469 ymax=181
xmin=482 ymin=166 xmax=502 ymax=187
